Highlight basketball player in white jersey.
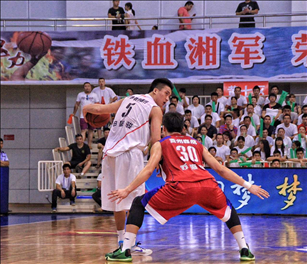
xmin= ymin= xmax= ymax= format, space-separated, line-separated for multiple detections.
xmin=83 ymin=78 xmax=173 ymax=255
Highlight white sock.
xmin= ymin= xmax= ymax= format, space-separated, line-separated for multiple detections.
xmin=117 ymin=230 xmax=125 ymax=244
xmin=122 ymin=232 xmax=136 ymax=251
xmin=233 ymin=231 xmax=248 ymax=250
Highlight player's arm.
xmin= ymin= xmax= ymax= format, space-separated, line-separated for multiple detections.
xmin=108 ymin=142 xmax=162 ymax=203
xmin=82 ymin=99 xmax=123 ymax=122
xmin=202 ymin=146 xmax=269 ymax=199
xmin=149 ymin=106 xmax=163 ymax=145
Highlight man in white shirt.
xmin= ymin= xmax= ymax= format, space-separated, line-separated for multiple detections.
xmin=187 ymin=95 xmax=205 ymax=120
xmin=216 ymin=87 xmax=228 ymax=107
xmin=276 ymin=114 xmax=298 ymax=140
xmin=215 ymin=133 xmax=230 ymax=161
xmin=255 ymin=128 xmax=274 ymax=147
xmin=51 ymin=164 xmax=76 ymax=212
xmin=252 ymin=86 xmax=265 ymax=106
xmin=277 ymin=105 xmax=298 ymax=125
xmin=165 ymin=96 xmax=185 ymax=115
xmin=235 ymin=125 xmax=255 ymax=148
xmin=200 ymin=105 xmax=221 ymax=128
xmin=264 ymin=85 xmax=286 ymax=106
xmin=298 ymin=105 xmax=307 ymax=125
xmin=240 ymin=104 xmax=260 ymax=131
xmin=239 ymin=116 xmax=257 ymax=139
xmin=226 ymin=86 xmax=247 ymax=109
xmin=207 ymin=92 xmax=225 ymax=116
xmin=93 ymin=78 xmax=118 ymax=138
xmin=73 ymin=82 xmax=99 ymax=148
xmin=234 ymin=136 xmax=253 ymax=159
xmin=184 ymin=109 xmax=199 ymax=128
xmin=179 ymin=88 xmax=190 ymax=108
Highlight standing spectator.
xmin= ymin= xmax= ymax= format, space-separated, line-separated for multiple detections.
xmin=262 ymin=93 xmax=282 ymax=122
xmin=96 ymin=127 xmax=110 ymax=168
xmin=236 ymin=0 xmax=259 ymax=28
xmin=0 ymin=138 xmax=9 ymax=167
xmin=108 ymin=0 xmax=126 ymax=30
xmin=93 ymin=78 xmax=117 ymax=138
xmin=55 ymin=134 xmax=92 ymax=176
xmin=73 ymin=82 xmax=99 ymax=148
xmin=178 ymin=1 xmax=195 ymax=30
xmin=92 ymin=173 xmax=102 ymax=208
xmin=276 ymin=114 xmax=298 ymax=140
xmin=225 ymin=87 xmax=247 ymax=109
xmin=216 ymin=87 xmax=228 ymax=107
xmin=125 ymin=2 xmax=141 ymax=30
xmin=178 ymin=88 xmax=190 ymax=108
xmin=51 ymin=164 xmax=76 ymax=212
xmin=252 ymin=86 xmax=265 ymax=106
xmin=219 ymin=114 xmax=238 ymax=140
xmin=187 ymin=95 xmax=205 ymax=120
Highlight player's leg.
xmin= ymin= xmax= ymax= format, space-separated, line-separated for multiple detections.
xmin=114 ymin=210 xmax=127 ymax=245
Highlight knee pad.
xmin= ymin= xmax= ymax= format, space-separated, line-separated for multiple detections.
xmin=126 ymin=195 xmax=145 ymax=228
xmin=226 ymin=207 xmax=241 ymax=229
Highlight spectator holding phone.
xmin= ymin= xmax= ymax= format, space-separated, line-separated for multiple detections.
xmin=178 ymin=1 xmax=195 ymax=30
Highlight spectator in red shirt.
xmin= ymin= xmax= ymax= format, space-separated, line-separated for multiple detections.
xmin=178 ymin=1 xmax=195 ymax=30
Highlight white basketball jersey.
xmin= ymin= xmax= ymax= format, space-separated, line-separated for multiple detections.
xmin=104 ymin=94 xmax=158 ymax=157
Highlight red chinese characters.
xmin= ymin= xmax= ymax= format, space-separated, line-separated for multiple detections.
xmin=101 ymin=35 xmax=135 ymax=70
xmin=228 ymin=33 xmax=265 ymax=69
xmin=291 ymin=30 xmax=307 ymax=67
xmin=185 ymin=34 xmax=221 ymax=69
xmin=142 ymin=34 xmax=178 ymax=69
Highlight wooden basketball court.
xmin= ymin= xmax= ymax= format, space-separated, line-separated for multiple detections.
xmin=1 ymin=214 xmax=307 ymax=263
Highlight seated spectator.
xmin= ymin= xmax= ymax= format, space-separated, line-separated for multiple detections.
xmin=184 ymin=109 xmax=199 ymax=129
xmin=208 ymin=146 xmax=224 ymax=163
xmin=251 ymin=96 xmax=263 ymax=116
xmin=187 ymin=95 xmax=205 ymax=120
xmin=288 ymin=147 xmax=307 ymax=167
xmin=255 ymin=128 xmax=274 ymax=147
xmin=250 ymin=151 xmax=264 ymax=167
xmin=276 ymin=114 xmax=298 ymax=140
xmin=219 ymin=114 xmax=237 ymax=140
xmin=168 ymin=103 xmax=177 ymax=113
xmin=232 ymin=108 xmax=241 ymax=128
xmin=184 ymin=119 xmax=193 ymax=136
xmin=267 ymin=150 xmax=287 ymax=163
xmin=298 ymin=113 xmax=307 ymax=130
xmin=241 ymin=104 xmax=260 ymax=131
xmin=278 ymin=105 xmax=298 ymax=125
xmin=234 ymin=136 xmax=253 ymax=159
xmin=271 ymin=137 xmax=288 ymax=158
xmin=228 ymin=148 xmax=240 ymax=167
xmin=55 ymin=134 xmax=92 ymax=176
xmin=252 ymin=86 xmax=265 ymax=107
xmin=225 ymin=86 xmax=247 ymax=109
xmin=271 ymin=159 xmax=281 ymax=168
xmin=275 ymin=127 xmax=292 ymax=149
xmin=214 ymin=133 xmax=230 ymax=161
xmin=234 ymin=125 xmax=255 ymax=148
xmin=258 ymin=115 xmax=276 ymax=138
xmin=298 ymin=105 xmax=307 ymax=125
xmin=293 ymin=126 xmax=307 ymax=150
xmin=239 ymin=116 xmax=257 ymax=139
xmin=165 ymin=96 xmax=185 ymax=115
xmin=222 ymin=96 xmax=243 ymax=117
xmin=92 ymin=173 xmax=102 ymax=208
xmin=287 ymin=141 xmax=301 ymax=159
xmin=200 ymin=105 xmax=221 ymax=128
xmin=288 ymin=94 xmax=301 ymax=114
xmin=254 ymin=139 xmax=271 ymax=160
xmin=262 ymin=93 xmax=282 ymax=123
xmin=0 ymin=138 xmax=9 ymax=167
xmin=264 ymin=85 xmax=286 ymax=106
xmin=223 ymin=131 xmax=233 ymax=148
xmin=197 ymin=126 xmax=213 ymax=149
xmin=207 ymin=92 xmax=225 ymax=116
xmin=182 ymin=124 xmax=193 ymax=137
xmin=51 ymin=164 xmax=76 ymax=212
xmin=96 ymin=127 xmax=110 ymax=168
xmin=216 ymin=87 xmax=228 ymax=107
xmin=178 ymin=88 xmax=189 ymax=108
xmin=197 ymin=114 xmax=217 ymax=140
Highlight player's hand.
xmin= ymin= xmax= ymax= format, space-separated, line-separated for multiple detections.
xmin=108 ymin=189 xmax=129 ymax=204
xmin=248 ymin=185 xmax=269 ymax=200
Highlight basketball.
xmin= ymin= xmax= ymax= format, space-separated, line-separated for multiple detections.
xmin=86 ymin=113 xmax=110 ymax=128
xmin=17 ymin=31 xmax=52 ymax=56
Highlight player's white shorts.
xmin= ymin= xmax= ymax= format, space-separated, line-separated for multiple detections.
xmin=100 ymin=148 xmax=145 ymax=212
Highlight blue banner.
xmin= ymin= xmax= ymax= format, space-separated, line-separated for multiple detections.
xmin=146 ymin=168 xmax=307 ymax=215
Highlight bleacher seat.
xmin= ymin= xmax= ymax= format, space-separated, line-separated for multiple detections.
xmin=52 ymin=149 xmax=62 ymax=161
xmin=72 ymin=115 xmax=82 ymax=136
xmin=59 ymin=137 xmax=71 ymax=163
xmin=65 ymin=126 xmax=75 ymax=145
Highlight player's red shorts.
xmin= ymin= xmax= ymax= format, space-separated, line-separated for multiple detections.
xmin=141 ymin=178 xmax=232 ymax=225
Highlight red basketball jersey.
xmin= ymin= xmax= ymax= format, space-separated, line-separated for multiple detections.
xmin=159 ymin=135 xmax=214 ymax=182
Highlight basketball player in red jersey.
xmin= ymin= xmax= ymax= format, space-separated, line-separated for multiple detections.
xmin=106 ymin=112 xmax=269 ymax=262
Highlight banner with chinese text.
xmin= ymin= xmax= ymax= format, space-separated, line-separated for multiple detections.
xmin=146 ymin=168 xmax=307 ymax=215
xmin=1 ymin=27 xmax=306 ymax=83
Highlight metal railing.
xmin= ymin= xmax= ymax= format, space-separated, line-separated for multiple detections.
xmin=1 ymin=12 xmax=306 ymax=31
xmin=38 ymin=161 xmax=63 ymax=191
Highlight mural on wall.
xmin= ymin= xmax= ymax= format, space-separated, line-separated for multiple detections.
xmin=1 ymin=27 xmax=306 ymax=83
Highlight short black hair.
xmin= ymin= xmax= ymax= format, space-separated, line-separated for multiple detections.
xmin=179 ymin=88 xmax=186 ymax=93
xmin=224 ymin=114 xmax=232 ymax=120
xmin=162 ymin=112 xmax=184 ymax=133
xmin=253 ymin=86 xmax=260 ymax=91
xmin=205 ymin=104 xmax=212 ymax=109
xmin=83 ymin=82 xmax=91 ymax=87
xmin=270 ymin=85 xmax=279 ymax=90
xmin=171 ymin=96 xmax=179 ymax=102
xmin=283 ymin=105 xmax=291 ymax=111
xmin=75 ymin=134 xmax=83 ymax=139
xmin=0 ymin=138 xmax=3 ymax=142
xmin=148 ymin=78 xmax=173 ymax=93
xmin=302 ymin=113 xmax=307 ymax=118
xmin=283 ymin=114 xmax=291 ymax=119
xmin=63 ymin=163 xmax=71 ymax=170
xmin=269 ymin=93 xmax=277 ymax=98
xmin=103 ymin=127 xmax=110 ymax=132
xmin=244 ymin=116 xmax=251 ymax=121
xmin=99 ymin=77 xmax=105 ymax=81
xmin=273 ymin=150 xmax=281 ymax=155
xmin=296 ymin=147 xmax=304 ymax=154
xmin=185 ymin=109 xmax=192 ymax=114
xmin=216 ymin=133 xmax=223 ymax=139
xmin=253 ymin=150 xmax=261 ymax=156
xmin=231 ymin=96 xmax=237 ymax=101
xmin=208 ymin=146 xmax=216 ymax=152
xmin=234 ymin=86 xmax=241 ymax=91
xmin=293 ymin=141 xmax=301 ymax=148
xmin=237 ymin=136 xmax=245 ymax=142
xmin=240 ymin=125 xmax=247 ymax=129
xmin=205 ymin=114 xmax=212 ymax=120
xmin=272 ymin=159 xmax=280 ymax=164
xmin=211 ymin=92 xmax=218 ymax=97
xmin=231 ymin=148 xmax=238 ymax=153
xmin=169 ymin=103 xmax=176 ymax=108
xmin=192 ymin=95 xmax=200 ymax=103
xmin=185 ymin=1 xmax=194 ymax=6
